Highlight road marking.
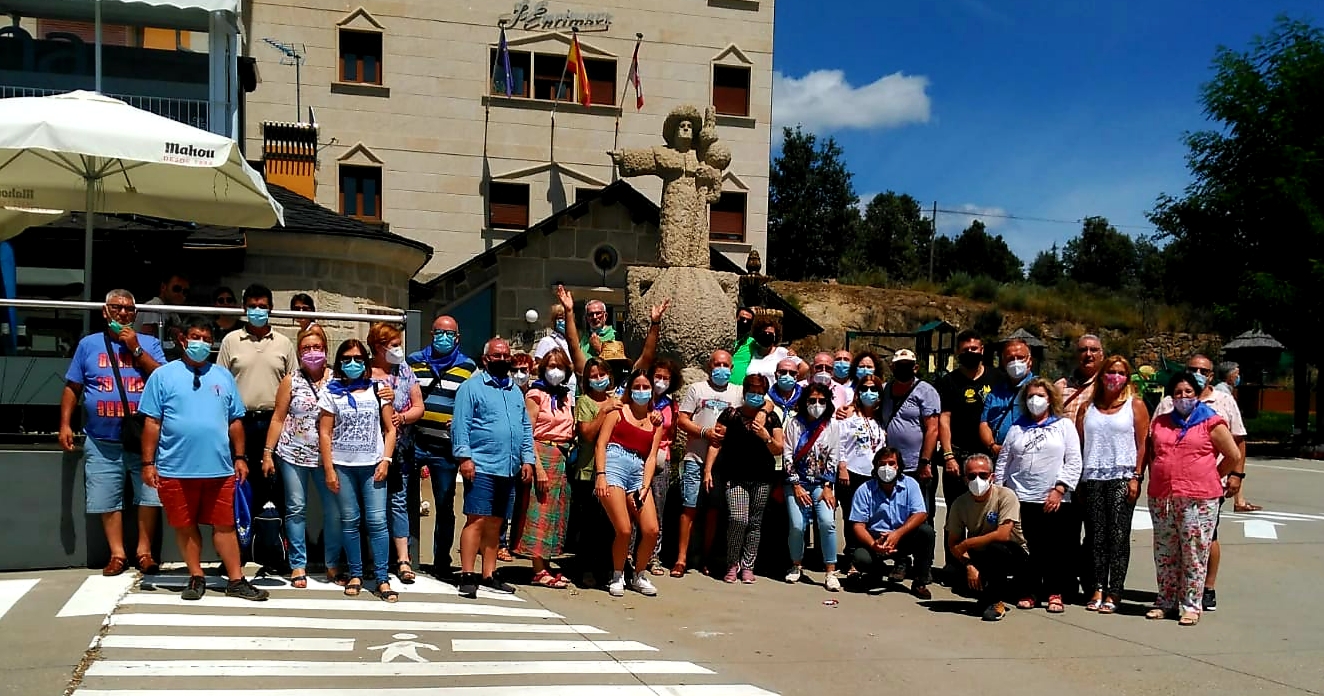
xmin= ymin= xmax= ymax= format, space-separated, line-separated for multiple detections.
xmin=85 ymin=659 xmax=714 ymax=678
xmin=450 ymin=639 xmax=657 ymax=653
xmin=74 ymin=685 xmax=779 ymax=696
xmin=0 ymin=578 xmax=39 ymax=622
xmin=121 ymin=594 xmax=560 ymax=619
xmin=110 ymin=613 xmax=605 ymax=634
xmin=1246 ymin=462 xmax=1324 ymax=474
xmin=1131 ymin=508 xmax=1152 ymax=531
xmin=57 ymin=574 xmax=138 ymax=618
xmin=1240 ymin=519 xmax=1284 ymax=539
xmin=96 ymin=635 xmax=355 ymax=652
xmin=140 ymin=574 xmax=524 ymax=602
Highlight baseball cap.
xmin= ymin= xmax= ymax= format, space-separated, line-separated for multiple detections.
xmin=892 ymin=349 xmax=917 ymax=363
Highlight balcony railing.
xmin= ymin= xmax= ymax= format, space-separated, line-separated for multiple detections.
xmin=0 ymin=85 xmax=208 ymax=132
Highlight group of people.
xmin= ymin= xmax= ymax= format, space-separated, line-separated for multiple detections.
xmin=60 ymin=278 xmax=1253 ymax=624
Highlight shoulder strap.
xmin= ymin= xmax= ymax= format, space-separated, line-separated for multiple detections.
xmin=793 ymin=418 xmax=829 ymax=462
xmin=882 ymin=381 xmax=919 ymax=430
xmin=104 ymin=333 xmax=133 ymax=417
xmin=989 ymin=383 xmax=1027 ymax=436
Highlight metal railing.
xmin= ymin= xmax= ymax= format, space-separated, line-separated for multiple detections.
xmin=0 ymin=298 xmax=407 ymax=325
xmin=0 ymin=85 xmax=209 ymax=131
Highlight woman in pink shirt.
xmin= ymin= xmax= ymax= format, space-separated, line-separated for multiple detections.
xmin=1140 ymin=372 xmax=1242 ymax=626
xmin=513 ymin=348 xmax=576 ymax=589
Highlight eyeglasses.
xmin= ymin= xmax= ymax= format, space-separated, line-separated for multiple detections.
xmin=105 ymin=303 xmax=136 ymax=314
xmin=1078 ymin=346 xmax=1103 ymax=353
xmin=292 ymin=305 xmax=313 ymax=312
xmin=432 ymin=329 xmax=458 ymax=338
xmin=965 ymin=472 xmax=992 ymax=481
xmin=587 ymin=311 xmax=607 ymax=318
xmin=775 ymin=370 xmax=797 ymax=377
xmin=811 ymin=364 xmax=833 ymax=373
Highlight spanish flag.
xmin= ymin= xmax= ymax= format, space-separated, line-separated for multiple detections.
xmin=565 ymin=34 xmax=591 ymax=106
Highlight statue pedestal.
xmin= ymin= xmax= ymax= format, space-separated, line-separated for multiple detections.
xmin=625 ymin=266 xmax=739 ymax=378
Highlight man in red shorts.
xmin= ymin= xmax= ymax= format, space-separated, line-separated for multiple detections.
xmin=139 ymin=319 xmax=268 ymax=601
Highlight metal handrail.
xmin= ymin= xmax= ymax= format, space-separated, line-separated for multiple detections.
xmin=0 ymin=298 xmax=405 ymax=324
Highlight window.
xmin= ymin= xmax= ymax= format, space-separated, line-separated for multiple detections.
xmin=340 ymin=165 xmax=382 ymax=221
xmin=493 ymin=48 xmax=615 ymax=105
xmin=713 ymin=65 xmax=751 ymax=117
xmin=584 ymin=57 xmax=616 ymax=106
xmin=489 ymin=182 xmax=530 ymax=229
xmin=489 ymin=48 xmax=532 ymax=97
xmin=709 ymin=191 xmax=747 ymax=241
xmin=532 ymin=52 xmax=571 ymax=101
xmin=339 ymin=30 xmax=383 ymax=85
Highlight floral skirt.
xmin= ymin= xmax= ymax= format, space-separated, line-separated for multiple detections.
xmin=514 ymin=441 xmax=571 ymax=559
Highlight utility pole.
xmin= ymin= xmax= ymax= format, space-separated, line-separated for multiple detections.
xmin=928 ymin=200 xmax=937 ymax=282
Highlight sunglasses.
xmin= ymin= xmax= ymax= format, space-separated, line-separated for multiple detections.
xmin=216 ymin=297 xmax=237 ymax=305
xmin=860 ymin=388 xmax=880 ymax=395
xmin=1188 ymin=367 xmax=1213 ymax=375
xmin=806 ymin=398 xmax=829 ymax=406
xmin=811 ymin=365 xmax=833 ymax=373
xmin=292 ymin=305 xmax=313 ymax=312
xmin=341 ymin=357 xmax=364 ymax=365
xmin=775 ymin=370 xmax=797 ymax=377
xmin=171 ymin=284 xmax=190 ymax=294
xmin=487 ymin=354 xmax=513 ymax=361
xmin=432 ymin=329 xmax=458 ymax=338
xmin=965 ymin=472 xmax=992 ymax=481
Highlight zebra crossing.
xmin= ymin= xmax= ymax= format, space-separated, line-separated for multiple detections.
xmin=68 ymin=570 xmax=780 ymax=696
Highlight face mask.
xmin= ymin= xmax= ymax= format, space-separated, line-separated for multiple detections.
xmin=892 ymin=364 xmax=916 ymax=382
xmin=737 ymin=319 xmax=752 ymax=335
xmin=512 ymin=370 xmax=530 ymax=387
xmin=630 ymin=389 xmax=652 ymax=405
xmin=776 ymin=373 xmax=797 ymax=391
xmin=653 ymin=379 xmax=670 ymax=395
xmin=385 ymin=346 xmax=405 ymax=365
xmin=710 ymin=366 xmax=732 ymax=387
xmin=812 ymin=371 xmax=832 ymax=386
xmin=968 ymin=476 xmax=992 ymax=497
xmin=855 ymin=366 xmax=875 ymax=379
xmin=1234 ymin=375 xmax=1241 ymax=387
xmin=859 ymin=389 xmax=880 ymax=407
xmin=1191 ymin=372 xmax=1208 ymax=391
xmin=544 ymin=368 xmax=566 ymax=386
xmin=554 ymin=319 xmax=566 ymax=335
xmin=432 ymin=332 xmax=456 ymax=355
xmin=300 ymin=350 xmax=326 ymax=372
xmin=876 ymin=464 xmax=899 ymax=484
xmin=341 ymin=359 xmax=366 ymax=379
xmin=1005 ymin=359 xmax=1029 ymax=381
xmin=807 ymin=403 xmax=827 ymax=420
xmin=1173 ymin=396 xmax=1198 ymax=416
xmin=594 ymin=325 xmax=610 ymax=336
xmin=1026 ymin=394 xmax=1049 ymax=416
xmin=589 ymin=376 xmax=611 ymax=392
xmin=958 ymin=351 xmax=983 ymax=370
xmin=832 ymin=360 xmax=851 ymax=379
xmin=1103 ymin=373 xmax=1127 ymax=390
xmin=107 ymin=320 xmax=124 ymax=334
xmin=744 ymin=392 xmax=766 ymax=409
xmin=184 ymin=340 xmax=211 ymax=363
xmin=246 ymin=307 xmax=270 ymax=327
xmin=756 ymin=331 xmax=776 ymax=348
xmin=486 ymin=360 xmax=511 ymax=378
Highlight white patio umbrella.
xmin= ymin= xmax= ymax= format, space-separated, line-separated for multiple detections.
xmin=0 ymin=89 xmax=283 ymax=331
xmin=0 ymin=207 xmax=65 ymax=242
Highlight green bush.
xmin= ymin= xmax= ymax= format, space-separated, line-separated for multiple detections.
xmin=943 ymin=272 xmax=975 ymax=297
xmin=969 ymin=275 xmax=1000 ymax=302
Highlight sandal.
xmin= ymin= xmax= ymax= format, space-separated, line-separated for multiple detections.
xmin=1146 ymin=607 xmax=1175 ymax=621
xmin=135 ymin=553 xmax=160 ymax=575
xmin=374 ymin=583 xmax=399 ymax=603
xmin=647 ymin=559 xmax=666 ymax=576
xmin=395 ymin=561 xmax=417 ymax=584
xmin=1099 ymin=599 xmax=1117 ymax=615
xmin=670 ymin=563 xmax=687 ymax=578
xmin=532 ymin=570 xmax=569 ymax=589
xmin=102 ymin=556 xmax=128 ymax=577
xmin=290 ymin=572 xmax=308 ymax=589
xmin=1016 ymin=597 xmax=1037 ymax=610
xmin=1178 ymin=611 xmax=1200 ymax=626
xmin=496 ymin=548 xmax=514 ymax=562
xmin=1234 ymin=502 xmax=1263 ymax=513
xmin=1085 ymin=596 xmax=1103 ymax=612
xmin=343 ymin=579 xmax=363 ymax=597
xmin=326 ymin=570 xmax=348 ymax=587
xmin=1047 ymin=595 xmax=1066 ymax=614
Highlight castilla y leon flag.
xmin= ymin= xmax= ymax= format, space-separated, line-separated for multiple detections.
xmin=627 ymin=40 xmax=644 ymax=110
xmin=566 ymin=34 xmax=591 ymax=106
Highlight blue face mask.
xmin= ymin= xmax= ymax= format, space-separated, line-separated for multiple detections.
xmin=744 ymin=392 xmax=766 ymax=409
xmin=1191 ymin=372 xmax=1207 ymax=391
xmin=710 ymin=366 xmax=732 ymax=387
xmin=432 ymin=332 xmax=456 ymax=355
xmin=856 ymin=366 xmax=874 ymax=379
xmin=630 ymin=389 xmax=652 ymax=405
xmin=859 ymin=389 xmax=880 ymax=407
xmin=833 ymin=360 xmax=851 ymax=379
xmin=246 ymin=307 xmax=270 ymax=327
xmin=184 ymin=339 xmax=211 ymax=363
xmin=341 ymin=358 xmax=366 ymax=379
xmin=589 ymin=376 xmax=611 ymax=392
xmin=776 ymin=373 xmax=797 ymax=391
xmin=555 ymin=319 xmax=566 ymax=335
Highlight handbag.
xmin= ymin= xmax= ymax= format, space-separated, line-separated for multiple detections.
xmin=251 ymin=501 xmax=290 ymax=573
xmin=104 ymin=333 xmax=146 ymax=452
xmin=234 ymin=477 xmax=254 ymax=549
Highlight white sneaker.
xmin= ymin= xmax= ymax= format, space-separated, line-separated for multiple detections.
xmin=630 ymin=575 xmax=658 ymax=596
xmin=824 ymin=572 xmax=841 ymax=592
xmin=608 ymin=571 xmax=626 ymax=597
xmin=784 ymin=566 xmax=802 ymax=584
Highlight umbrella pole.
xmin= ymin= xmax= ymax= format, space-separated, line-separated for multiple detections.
xmin=94 ymin=0 xmax=102 ymax=93
xmin=82 ymin=176 xmax=94 ymax=336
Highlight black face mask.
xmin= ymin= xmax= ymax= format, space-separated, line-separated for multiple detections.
xmin=486 ymin=360 xmax=511 ymax=378
xmin=737 ymin=319 xmax=752 ymax=336
xmin=892 ymin=364 xmax=916 ymax=382
xmin=756 ymin=331 xmax=777 ymax=348
xmin=958 ymin=351 xmax=983 ymax=370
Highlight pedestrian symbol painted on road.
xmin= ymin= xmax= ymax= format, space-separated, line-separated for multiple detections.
xmin=367 ymin=633 xmax=440 ymax=663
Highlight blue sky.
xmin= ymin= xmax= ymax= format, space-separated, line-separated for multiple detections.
xmin=770 ymin=0 xmax=1320 ymax=266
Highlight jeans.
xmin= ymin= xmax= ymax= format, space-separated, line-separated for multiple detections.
xmin=415 ymin=440 xmax=458 ymax=570
xmin=335 ymin=464 xmax=389 ymax=584
xmin=851 ymin=524 xmax=935 ymax=584
xmin=785 ymin=482 xmax=838 ymax=567
xmin=84 ymin=436 xmax=160 ymax=513
xmin=498 ymin=484 xmax=518 ymax=548
xmin=387 ymin=463 xmax=410 ymax=541
xmin=277 ymin=456 xmax=343 ymax=571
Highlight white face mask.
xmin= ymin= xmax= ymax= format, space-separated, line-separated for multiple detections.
xmin=876 ymin=464 xmax=899 ymax=484
xmin=968 ymin=476 xmax=992 ymax=496
xmin=806 ymin=403 xmax=827 ymax=420
xmin=653 ymin=379 xmax=670 ymax=395
xmin=543 ymin=368 xmax=566 ymax=386
xmin=385 ymin=346 xmax=406 ymax=365
xmin=512 ymin=370 xmax=530 ymax=386
xmin=1026 ymin=394 xmax=1049 ymax=416
xmin=1005 ymin=359 xmax=1029 ymax=381
xmin=812 ymin=372 xmax=832 ymax=386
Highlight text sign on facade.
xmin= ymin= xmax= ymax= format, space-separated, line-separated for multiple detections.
xmin=498 ymin=2 xmax=612 ymax=32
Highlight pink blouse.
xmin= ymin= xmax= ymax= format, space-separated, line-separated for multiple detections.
xmin=1147 ymin=414 xmax=1226 ymax=500
xmin=528 ymin=388 xmax=575 ymax=443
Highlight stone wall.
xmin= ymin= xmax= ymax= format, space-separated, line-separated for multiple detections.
xmin=1128 ymin=332 xmax=1226 ymax=368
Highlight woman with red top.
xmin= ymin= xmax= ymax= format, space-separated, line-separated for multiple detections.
xmin=1139 ymin=372 xmax=1243 ymax=626
xmin=637 ymin=356 xmax=682 ymax=576
xmin=513 ymin=348 xmax=576 ymax=589
xmin=595 ymin=369 xmax=665 ymax=598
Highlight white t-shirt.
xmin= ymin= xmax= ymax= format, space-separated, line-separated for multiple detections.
xmin=316 ymin=385 xmax=385 ymax=466
xmin=839 ymin=414 xmax=886 ymax=476
xmin=994 ymin=417 xmax=1083 ymax=503
xmin=679 ymin=380 xmax=743 ymax=463
xmin=533 ymin=333 xmax=577 ymax=395
xmin=746 ymin=347 xmax=801 ymax=380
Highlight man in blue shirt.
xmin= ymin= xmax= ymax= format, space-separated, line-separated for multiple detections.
xmin=848 ymin=447 xmax=934 ymax=599
xmin=139 ymin=319 xmax=268 ymax=602
xmin=59 ymin=289 xmax=167 ymax=577
xmin=450 ymin=337 xmax=535 ymax=599
xmin=980 ymin=338 xmax=1035 ymax=457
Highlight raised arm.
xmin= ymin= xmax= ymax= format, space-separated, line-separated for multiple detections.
xmin=633 ymin=299 xmax=670 ymax=371
xmin=555 ymin=285 xmax=587 ymax=375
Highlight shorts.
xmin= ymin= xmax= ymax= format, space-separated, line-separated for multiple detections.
xmin=84 ymin=437 xmax=161 ymax=514
xmin=604 ymin=443 xmax=644 ymax=493
xmin=680 ymin=457 xmax=723 ymax=509
xmin=462 ymin=472 xmax=517 ymax=518
xmin=157 ymin=475 xmax=235 ymax=529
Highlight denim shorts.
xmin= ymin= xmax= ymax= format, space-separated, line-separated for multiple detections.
xmin=84 ymin=437 xmax=160 ymax=514
xmin=604 ymin=443 xmax=644 ymax=493
xmin=680 ymin=457 xmax=723 ymax=509
xmin=462 ymin=472 xmax=517 ymax=518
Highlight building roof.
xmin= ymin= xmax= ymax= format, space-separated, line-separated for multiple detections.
xmin=1000 ymin=327 xmax=1047 ymax=347
xmin=1223 ymin=329 xmax=1285 ymax=351
xmin=915 ymin=319 xmax=957 ymax=333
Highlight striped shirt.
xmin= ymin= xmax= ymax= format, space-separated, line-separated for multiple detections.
xmin=407 ymin=347 xmax=476 ymax=442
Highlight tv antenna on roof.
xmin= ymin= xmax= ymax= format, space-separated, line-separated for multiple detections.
xmin=262 ymin=38 xmax=306 ymax=122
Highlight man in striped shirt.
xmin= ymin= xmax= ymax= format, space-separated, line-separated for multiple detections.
xmin=408 ymin=315 xmax=477 ymax=577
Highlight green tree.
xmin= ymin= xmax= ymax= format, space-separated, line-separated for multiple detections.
xmin=767 ymin=127 xmax=859 ymax=279
xmin=1027 ymin=243 xmax=1065 ymax=286
xmin=1061 ymin=216 xmax=1137 ymax=289
xmin=946 ymin=220 xmax=1023 ymax=283
xmin=848 ymin=191 xmax=928 ymax=282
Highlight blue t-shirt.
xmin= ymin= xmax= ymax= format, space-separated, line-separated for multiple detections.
xmin=64 ymin=331 xmax=167 ymax=442
xmin=981 ymin=373 xmax=1034 ymax=446
xmin=849 ymin=476 xmax=927 ymax=534
xmin=138 ymin=360 xmax=246 ymax=479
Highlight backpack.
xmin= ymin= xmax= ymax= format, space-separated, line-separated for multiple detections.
xmin=252 ymin=501 xmax=290 ymax=573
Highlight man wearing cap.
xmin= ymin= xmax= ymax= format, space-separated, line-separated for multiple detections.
xmin=878 ymin=349 xmax=942 ymax=518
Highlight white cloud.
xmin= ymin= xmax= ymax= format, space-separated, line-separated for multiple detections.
xmin=773 ymin=69 xmax=931 ymax=134
xmin=937 ymin=203 xmax=1009 ymax=238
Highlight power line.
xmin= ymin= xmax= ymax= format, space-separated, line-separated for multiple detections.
xmin=931 ymin=207 xmax=1158 ymax=232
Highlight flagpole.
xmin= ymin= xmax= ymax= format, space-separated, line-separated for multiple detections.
xmin=483 ymin=26 xmax=505 ymax=162
xmin=612 ymin=32 xmax=642 ymax=180
xmin=549 ymin=27 xmax=576 ymax=163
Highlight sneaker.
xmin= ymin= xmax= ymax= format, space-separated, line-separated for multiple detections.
xmin=181 ymin=575 xmax=206 ymax=601
xmin=723 ymin=565 xmax=740 ymax=583
xmin=739 ymin=567 xmax=757 ymax=584
xmin=457 ymin=572 xmax=479 ymax=599
xmin=224 ymin=579 xmax=269 ymax=602
xmin=784 ymin=566 xmax=803 ymax=583
xmin=982 ymin=601 xmax=1008 ymax=622
xmin=608 ymin=576 xmax=626 ymax=597
xmin=824 ymin=572 xmax=841 ymax=592
xmin=1202 ymin=588 xmax=1217 ymax=612
xmin=630 ymin=575 xmax=658 ymax=596
xmin=482 ymin=575 xmax=517 ymax=594
xmin=889 ymin=559 xmax=909 ymax=583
